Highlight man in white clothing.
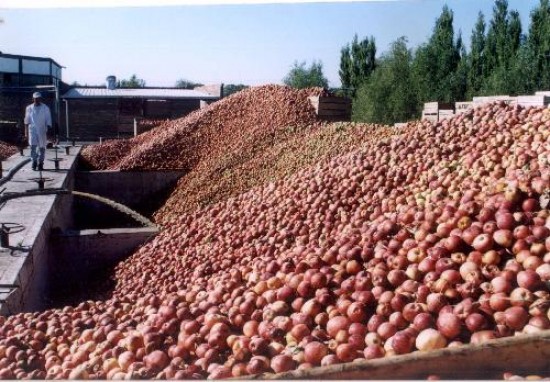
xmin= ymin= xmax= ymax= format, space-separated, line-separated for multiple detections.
xmin=24 ymin=92 xmax=52 ymax=171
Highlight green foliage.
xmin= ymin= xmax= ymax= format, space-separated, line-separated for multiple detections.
xmin=346 ymin=0 xmax=550 ymax=125
xmin=480 ymin=0 xmax=523 ymax=93
xmin=223 ymin=84 xmax=249 ymax=97
xmin=353 ymin=37 xmax=419 ymax=124
xmin=467 ymin=12 xmax=486 ymax=97
xmin=412 ymin=6 xmax=464 ymax=104
xmin=175 ymin=79 xmax=203 ymax=89
xmin=528 ymin=0 xmax=550 ymax=89
xmin=117 ymin=74 xmax=146 ymax=88
xmin=339 ymin=35 xmax=376 ymax=91
xmin=283 ymin=60 xmax=329 ymax=89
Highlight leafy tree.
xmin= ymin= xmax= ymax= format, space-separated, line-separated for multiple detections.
xmin=117 ymin=74 xmax=146 ymax=88
xmin=339 ymin=35 xmax=376 ymax=91
xmin=223 ymin=84 xmax=249 ymax=97
xmin=508 ymin=44 xmax=538 ymax=94
xmin=175 ymin=79 xmax=203 ymax=89
xmin=468 ymin=12 xmax=487 ymax=97
xmin=353 ymin=37 xmax=418 ymax=124
xmin=482 ymin=0 xmax=523 ymax=94
xmin=339 ymin=45 xmax=353 ymax=90
xmin=451 ymin=32 xmax=469 ymax=101
xmin=412 ymin=5 xmax=464 ymax=103
xmin=528 ymin=0 xmax=550 ymax=90
xmin=283 ymin=60 xmax=329 ymax=89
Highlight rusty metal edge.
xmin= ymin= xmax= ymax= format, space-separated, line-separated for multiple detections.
xmin=242 ymin=330 xmax=550 ymax=380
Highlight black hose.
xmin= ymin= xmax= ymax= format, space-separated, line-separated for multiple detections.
xmin=0 ymin=158 xmax=31 ymax=188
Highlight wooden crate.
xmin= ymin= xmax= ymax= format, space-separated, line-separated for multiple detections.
xmin=455 ymin=101 xmax=473 ymax=114
xmin=438 ymin=110 xmax=454 ymax=120
xmin=516 ymin=95 xmax=550 ymax=107
xmin=421 ymin=111 xmax=438 ymax=123
xmin=473 ymin=95 xmax=517 ymax=106
xmin=248 ymin=331 xmax=550 ymax=380
xmin=309 ymin=96 xmax=352 ymax=121
xmin=423 ymin=102 xmax=453 ymax=113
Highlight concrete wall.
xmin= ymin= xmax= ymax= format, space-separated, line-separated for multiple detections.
xmin=75 ymin=170 xmax=184 ymax=209
xmin=0 ymin=149 xmax=78 ymax=315
xmin=49 ymin=227 xmax=158 ymax=291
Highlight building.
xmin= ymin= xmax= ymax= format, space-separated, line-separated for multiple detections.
xmin=61 ymin=77 xmax=222 ymax=140
xmin=0 ymin=52 xmax=64 ymax=143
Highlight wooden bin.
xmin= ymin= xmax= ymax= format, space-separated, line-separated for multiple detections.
xmin=309 ymin=96 xmax=352 ymax=122
xmin=455 ymin=101 xmax=473 ymax=114
xmin=472 ymin=95 xmax=517 ymax=107
xmin=247 ymin=331 xmax=550 ymax=380
xmin=423 ymin=102 xmax=453 ymax=113
xmin=516 ymin=95 xmax=550 ymax=107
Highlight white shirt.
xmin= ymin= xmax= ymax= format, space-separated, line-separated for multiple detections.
xmin=24 ymin=103 xmax=52 ymax=148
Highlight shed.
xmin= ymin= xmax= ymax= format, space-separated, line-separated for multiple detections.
xmin=61 ymin=81 xmax=222 ymax=140
xmin=0 ymin=52 xmax=64 ymax=137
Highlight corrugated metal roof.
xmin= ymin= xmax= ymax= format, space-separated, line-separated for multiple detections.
xmin=62 ymin=87 xmax=219 ymax=99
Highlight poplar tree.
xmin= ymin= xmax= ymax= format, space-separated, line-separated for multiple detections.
xmin=412 ymin=5 xmax=464 ymax=103
xmin=528 ymin=0 xmax=550 ymax=90
xmin=338 ymin=35 xmax=376 ymax=92
xmin=353 ymin=37 xmax=418 ymax=124
xmin=483 ymin=0 xmax=523 ymax=94
xmin=468 ymin=12 xmax=487 ymax=96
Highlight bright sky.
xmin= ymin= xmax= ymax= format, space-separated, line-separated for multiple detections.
xmin=0 ymin=0 xmax=540 ymax=88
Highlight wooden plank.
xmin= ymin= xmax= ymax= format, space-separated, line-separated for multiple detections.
xmin=516 ymin=95 xmax=550 ymax=107
xmin=424 ymin=102 xmax=453 ymax=112
xmin=455 ymin=102 xmax=472 ymax=111
xmin=309 ymin=96 xmax=351 ymax=105
xmin=318 ymin=110 xmax=352 ymax=117
xmin=473 ymin=95 xmax=516 ymax=105
xmin=248 ymin=331 xmax=550 ymax=380
xmin=317 ymin=104 xmax=352 ymax=112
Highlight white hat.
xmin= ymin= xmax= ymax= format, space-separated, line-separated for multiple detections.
xmin=32 ymin=92 xmax=42 ymax=99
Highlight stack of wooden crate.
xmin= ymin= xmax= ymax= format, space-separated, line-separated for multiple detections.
xmin=455 ymin=102 xmax=473 ymax=115
xmin=516 ymin=94 xmax=550 ymax=107
xmin=308 ymin=96 xmax=352 ymax=122
xmin=422 ymin=102 xmax=454 ymax=122
xmin=472 ymin=95 xmax=517 ymax=107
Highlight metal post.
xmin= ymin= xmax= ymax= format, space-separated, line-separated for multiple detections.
xmin=134 ymin=118 xmax=138 ymax=137
xmin=0 ymin=226 xmax=8 ymax=248
xmin=64 ymin=99 xmax=70 ymax=140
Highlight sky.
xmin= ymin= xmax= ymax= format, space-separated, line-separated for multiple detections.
xmin=0 ymin=0 xmax=542 ymax=88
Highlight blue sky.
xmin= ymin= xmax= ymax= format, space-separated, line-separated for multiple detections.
xmin=0 ymin=0 xmax=541 ymax=87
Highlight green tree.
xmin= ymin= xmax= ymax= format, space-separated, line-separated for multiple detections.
xmin=412 ymin=5 xmax=464 ymax=103
xmin=339 ymin=35 xmax=376 ymax=91
xmin=507 ymin=44 xmax=538 ymax=94
xmin=468 ymin=12 xmax=487 ymax=97
xmin=339 ymin=45 xmax=353 ymax=90
xmin=223 ymin=84 xmax=249 ymax=97
xmin=482 ymin=0 xmax=523 ymax=94
xmin=175 ymin=79 xmax=203 ymax=89
xmin=117 ymin=74 xmax=146 ymax=88
xmin=528 ymin=0 xmax=550 ymax=90
xmin=283 ymin=60 xmax=329 ymax=89
xmin=353 ymin=37 xmax=418 ymax=124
